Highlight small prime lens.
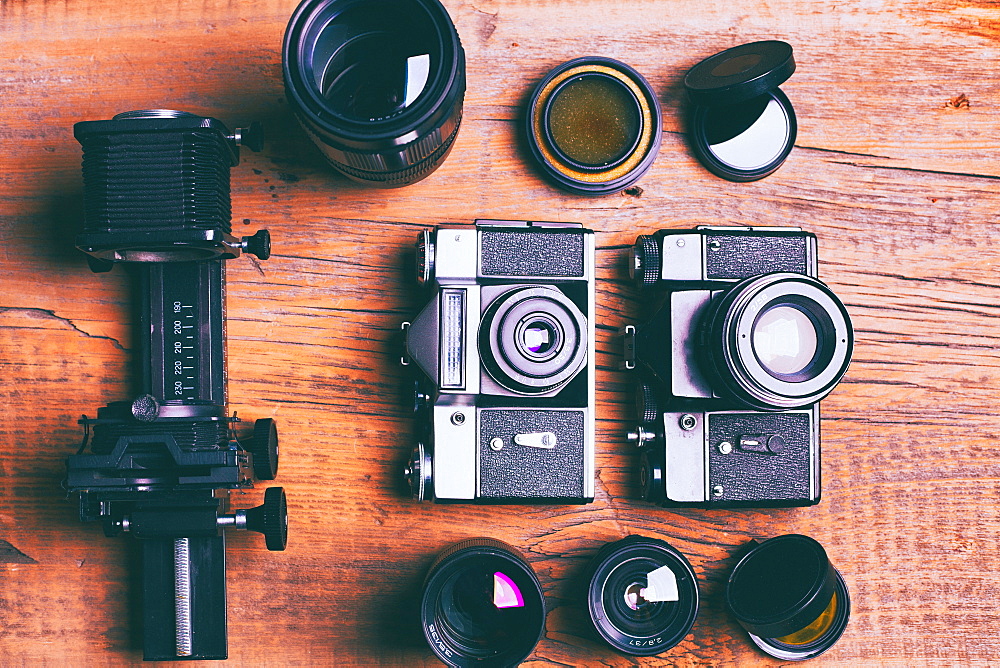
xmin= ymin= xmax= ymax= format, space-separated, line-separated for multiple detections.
xmin=283 ymin=0 xmax=466 ymax=186
xmin=706 ymin=273 xmax=853 ymax=410
xmin=420 ymin=538 xmax=545 ymax=667
xmin=586 ymin=536 xmax=698 ymax=656
xmin=726 ymin=534 xmax=850 ymax=661
xmin=481 ymin=286 xmax=588 ymax=395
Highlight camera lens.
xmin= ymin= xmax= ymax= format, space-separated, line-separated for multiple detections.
xmin=420 ymin=538 xmax=545 ymax=667
xmin=481 ymin=286 xmax=588 ymax=394
xmin=753 ymin=304 xmax=818 ymax=376
xmin=726 ymin=534 xmax=850 ymax=661
xmin=527 ymin=57 xmax=661 ymax=195
xmin=283 ymin=0 xmax=465 ymax=186
xmin=586 ymin=536 xmax=698 ymax=656
xmin=705 ymin=273 xmax=853 ymax=410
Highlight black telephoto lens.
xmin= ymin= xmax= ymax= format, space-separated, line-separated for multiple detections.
xmin=586 ymin=536 xmax=698 ymax=656
xmin=283 ymin=0 xmax=466 ymax=186
xmin=726 ymin=534 xmax=850 ymax=661
xmin=420 ymin=538 xmax=546 ymax=667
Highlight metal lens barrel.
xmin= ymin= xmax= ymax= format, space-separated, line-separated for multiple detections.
xmin=283 ymin=0 xmax=466 ymax=186
xmin=420 ymin=538 xmax=546 ymax=667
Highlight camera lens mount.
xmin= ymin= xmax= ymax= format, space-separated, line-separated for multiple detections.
xmin=480 ymin=286 xmax=588 ymax=395
xmin=726 ymin=534 xmax=850 ymax=661
xmin=705 ymin=273 xmax=853 ymax=410
xmin=586 ymin=536 xmax=699 ymax=656
xmin=420 ymin=538 xmax=546 ymax=667
xmin=283 ymin=0 xmax=466 ymax=186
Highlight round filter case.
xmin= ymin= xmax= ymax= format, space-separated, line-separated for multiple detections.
xmin=527 ymin=57 xmax=662 ymax=195
xmin=726 ymin=534 xmax=850 ymax=661
xmin=684 ymin=41 xmax=797 ymax=182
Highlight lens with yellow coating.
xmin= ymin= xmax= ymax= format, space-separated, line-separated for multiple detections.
xmin=726 ymin=534 xmax=850 ymax=661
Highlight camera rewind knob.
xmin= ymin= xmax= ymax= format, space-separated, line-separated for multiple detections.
xmin=631 ymin=235 xmax=660 ymax=288
xmin=247 ymin=418 xmax=279 ymax=480
xmin=244 ymin=487 xmax=288 ymax=551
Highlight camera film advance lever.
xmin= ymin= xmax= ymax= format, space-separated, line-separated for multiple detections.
xmin=64 ymin=110 xmax=287 ymax=661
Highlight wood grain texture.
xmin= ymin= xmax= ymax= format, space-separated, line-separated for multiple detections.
xmin=2 ymin=0 xmax=999 ymax=665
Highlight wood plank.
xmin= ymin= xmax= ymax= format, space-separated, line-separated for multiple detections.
xmin=2 ymin=0 xmax=999 ymax=664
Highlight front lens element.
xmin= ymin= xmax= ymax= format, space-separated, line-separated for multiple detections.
xmin=480 ymin=286 xmax=588 ymax=395
xmin=421 ymin=539 xmax=545 ymax=666
xmin=586 ymin=536 xmax=698 ymax=656
xmin=707 ymin=273 xmax=853 ymax=410
xmin=752 ymin=304 xmax=818 ymax=376
xmin=283 ymin=0 xmax=466 ymax=186
xmin=311 ymin=7 xmax=435 ymax=121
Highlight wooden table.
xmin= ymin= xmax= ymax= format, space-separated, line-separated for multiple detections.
xmin=2 ymin=0 xmax=998 ymax=665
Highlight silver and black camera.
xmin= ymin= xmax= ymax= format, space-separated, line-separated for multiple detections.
xmin=624 ymin=226 xmax=853 ymax=507
xmin=402 ymin=220 xmax=596 ymax=503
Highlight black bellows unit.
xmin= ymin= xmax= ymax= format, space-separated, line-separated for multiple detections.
xmin=65 ymin=110 xmax=285 ymax=661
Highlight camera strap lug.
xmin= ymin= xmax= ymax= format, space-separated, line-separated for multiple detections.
xmin=621 ymin=325 xmax=637 ymax=370
xmin=400 ymin=322 xmax=412 ymax=366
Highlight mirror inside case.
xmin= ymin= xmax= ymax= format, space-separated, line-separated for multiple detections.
xmin=684 ymin=40 xmax=797 ymax=182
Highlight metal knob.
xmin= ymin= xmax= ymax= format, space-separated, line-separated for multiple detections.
xmin=232 ymin=121 xmax=264 ymax=152
xmin=243 ymin=487 xmax=288 ymax=551
xmin=242 ymin=229 xmax=271 ymax=260
xmin=247 ymin=418 xmax=279 ymax=481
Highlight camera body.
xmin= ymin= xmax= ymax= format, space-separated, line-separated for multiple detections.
xmin=624 ymin=226 xmax=852 ymax=507
xmin=403 ymin=220 xmax=595 ymax=503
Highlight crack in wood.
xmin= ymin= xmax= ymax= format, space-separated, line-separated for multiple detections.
xmin=0 ymin=307 xmax=126 ymax=352
xmin=0 ymin=539 xmax=37 ymax=564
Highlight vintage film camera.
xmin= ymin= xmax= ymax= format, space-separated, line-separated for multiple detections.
xmin=65 ymin=110 xmax=286 ymax=661
xmin=624 ymin=226 xmax=853 ymax=507
xmin=402 ymin=220 xmax=596 ymax=503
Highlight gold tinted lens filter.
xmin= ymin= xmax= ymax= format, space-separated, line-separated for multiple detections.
xmin=726 ymin=534 xmax=851 ymax=661
xmin=527 ymin=57 xmax=662 ymax=195
xmin=774 ymin=591 xmax=839 ymax=645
